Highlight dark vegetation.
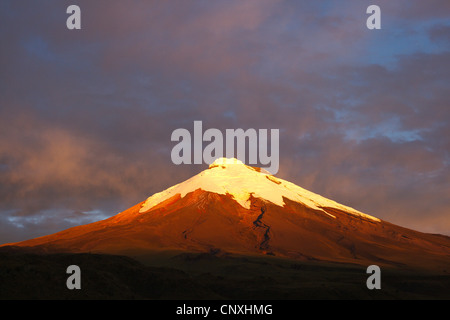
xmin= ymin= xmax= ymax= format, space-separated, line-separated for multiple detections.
xmin=0 ymin=247 xmax=448 ymax=300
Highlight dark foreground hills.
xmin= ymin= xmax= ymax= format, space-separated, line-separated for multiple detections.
xmin=1 ymin=159 xmax=449 ymax=299
xmin=0 ymin=247 xmax=449 ymax=300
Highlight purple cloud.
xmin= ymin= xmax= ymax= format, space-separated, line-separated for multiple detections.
xmin=0 ymin=0 xmax=449 ymax=243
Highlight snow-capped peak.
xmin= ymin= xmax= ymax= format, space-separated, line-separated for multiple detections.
xmin=139 ymin=158 xmax=380 ymax=222
xmin=210 ymin=157 xmax=244 ymax=167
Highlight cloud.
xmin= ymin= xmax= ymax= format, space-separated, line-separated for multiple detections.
xmin=0 ymin=0 xmax=449 ymax=243
xmin=429 ymin=24 xmax=450 ymax=44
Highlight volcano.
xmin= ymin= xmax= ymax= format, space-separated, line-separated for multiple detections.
xmin=2 ymin=158 xmax=450 ymax=272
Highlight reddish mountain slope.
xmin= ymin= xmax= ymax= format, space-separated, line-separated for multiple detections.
xmin=2 ymin=158 xmax=449 ymax=272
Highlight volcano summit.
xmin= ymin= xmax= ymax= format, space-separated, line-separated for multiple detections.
xmin=2 ymin=158 xmax=449 ymax=273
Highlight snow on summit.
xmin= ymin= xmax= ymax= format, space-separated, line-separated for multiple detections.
xmin=139 ymin=158 xmax=380 ymax=222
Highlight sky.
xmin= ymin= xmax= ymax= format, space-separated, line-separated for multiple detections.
xmin=0 ymin=0 xmax=449 ymax=243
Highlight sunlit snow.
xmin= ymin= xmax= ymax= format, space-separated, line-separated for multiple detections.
xmin=140 ymin=158 xmax=380 ymax=222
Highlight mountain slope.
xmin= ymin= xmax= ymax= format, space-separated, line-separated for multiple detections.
xmin=2 ymin=158 xmax=450 ymax=272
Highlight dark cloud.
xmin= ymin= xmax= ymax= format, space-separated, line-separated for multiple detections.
xmin=0 ymin=0 xmax=449 ymax=243
xmin=429 ymin=24 xmax=450 ymax=44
